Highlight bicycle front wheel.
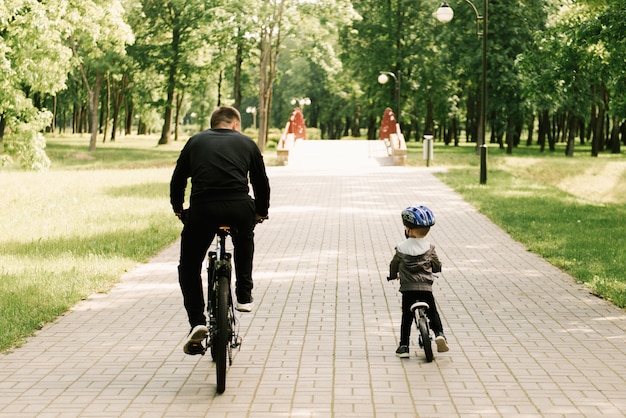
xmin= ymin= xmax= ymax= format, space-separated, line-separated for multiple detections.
xmin=215 ymin=275 xmax=231 ymax=394
xmin=418 ymin=316 xmax=434 ymax=362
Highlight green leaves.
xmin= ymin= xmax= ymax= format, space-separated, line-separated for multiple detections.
xmin=0 ymin=0 xmax=72 ymax=169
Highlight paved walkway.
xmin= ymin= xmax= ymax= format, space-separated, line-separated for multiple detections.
xmin=2 ymin=140 xmax=625 ymax=417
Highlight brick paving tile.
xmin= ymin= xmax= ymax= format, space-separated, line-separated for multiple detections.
xmin=1 ymin=140 xmax=625 ymax=417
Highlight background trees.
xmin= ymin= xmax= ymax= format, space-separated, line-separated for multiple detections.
xmin=66 ymin=0 xmax=134 ymax=151
xmin=0 ymin=0 xmax=72 ymax=169
xmin=0 ymin=0 xmax=623 ymax=169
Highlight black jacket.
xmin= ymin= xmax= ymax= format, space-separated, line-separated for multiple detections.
xmin=170 ymin=128 xmax=270 ymax=216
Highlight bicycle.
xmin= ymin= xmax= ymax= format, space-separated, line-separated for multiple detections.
xmin=411 ymin=301 xmax=434 ymax=362
xmin=205 ymin=226 xmax=241 ymax=394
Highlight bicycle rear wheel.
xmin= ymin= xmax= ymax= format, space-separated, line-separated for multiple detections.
xmin=418 ymin=316 xmax=434 ymax=362
xmin=215 ymin=275 xmax=231 ymax=394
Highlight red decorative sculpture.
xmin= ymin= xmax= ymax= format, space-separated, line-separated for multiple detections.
xmin=379 ymin=107 xmax=397 ymax=140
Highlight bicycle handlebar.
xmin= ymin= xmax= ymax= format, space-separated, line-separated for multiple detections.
xmin=176 ymin=209 xmax=268 ymax=225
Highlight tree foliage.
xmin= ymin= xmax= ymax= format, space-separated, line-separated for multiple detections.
xmin=66 ymin=0 xmax=134 ymax=151
xmin=1 ymin=0 xmax=625 ymax=169
xmin=0 ymin=0 xmax=71 ymax=169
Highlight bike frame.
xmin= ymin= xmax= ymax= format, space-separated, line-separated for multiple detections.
xmin=411 ymin=301 xmax=434 ymax=362
xmin=207 ymin=228 xmax=237 ymax=329
xmin=214 ymin=228 xmax=238 ymax=330
xmin=206 ymin=227 xmax=240 ymax=394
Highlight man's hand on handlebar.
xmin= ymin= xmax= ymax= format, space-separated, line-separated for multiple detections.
xmin=255 ymin=214 xmax=269 ymax=224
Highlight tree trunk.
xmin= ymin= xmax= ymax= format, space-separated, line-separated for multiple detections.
xmin=216 ymin=70 xmax=223 ymax=107
xmin=590 ymin=101 xmax=601 ymax=157
xmin=545 ymin=112 xmax=555 ymax=151
xmin=452 ymin=117 xmax=459 ymax=146
xmin=0 ymin=114 xmax=5 ymax=142
xmin=578 ymin=120 xmax=585 ymax=145
xmin=465 ymin=94 xmax=477 ymax=143
xmin=514 ymin=122 xmax=522 ymax=147
xmin=506 ymin=119 xmax=514 ymax=154
xmin=351 ymin=104 xmax=360 ymax=137
xmin=257 ymin=0 xmax=287 ymax=151
xmin=234 ymin=38 xmax=243 ymax=110
xmin=174 ymin=91 xmax=184 ymax=141
xmin=51 ymin=96 xmax=57 ymax=134
xmin=159 ymin=63 xmax=176 ymax=145
xmin=610 ymin=115 xmax=621 ymax=154
xmin=565 ymin=114 xmax=577 ymax=157
xmin=73 ymin=104 xmax=78 ymax=134
xmin=367 ymin=115 xmax=377 ymax=139
xmin=526 ymin=114 xmax=534 ymax=146
xmin=258 ymin=30 xmax=271 ymax=152
xmin=102 ymin=73 xmax=111 ymax=143
xmin=111 ymin=74 xmax=127 ymax=141
xmin=125 ymin=97 xmax=134 ymax=135
xmin=159 ymin=26 xmax=181 ymax=145
xmin=343 ymin=117 xmax=351 ymax=137
xmin=88 ymin=71 xmax=102 ymax=152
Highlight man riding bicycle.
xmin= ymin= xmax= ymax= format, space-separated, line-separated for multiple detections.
xmin=170 ymin=106 xmax=270 ymax=355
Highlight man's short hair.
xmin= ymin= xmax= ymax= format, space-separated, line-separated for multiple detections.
xmin=210 ymin=106 xmax=241 ymax=128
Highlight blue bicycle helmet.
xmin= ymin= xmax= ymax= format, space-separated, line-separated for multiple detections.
xmin=401 ymin=205 xmax=435 ymax=228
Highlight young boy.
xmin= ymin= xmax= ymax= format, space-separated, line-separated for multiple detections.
xmin=388 ymin=205 xmax=449 ymax=358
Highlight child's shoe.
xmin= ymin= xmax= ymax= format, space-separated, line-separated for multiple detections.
xmin=395 ymin=345 xmax=410 ymax=358
xmin=435 ymin=333 xmax=449 ymax=353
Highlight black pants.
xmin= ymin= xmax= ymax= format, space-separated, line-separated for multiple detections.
xmin=400 ymin=290 xmax=444 ymax=346
xmin=178 ymin=199 xmax=256 ymax=328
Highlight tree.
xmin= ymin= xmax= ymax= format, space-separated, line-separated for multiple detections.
xmin=0 ymin=0 xmax=72 ymax=169
xmin=131 ymin=0 xmax=216 ymax=145
xmin=586 ymin=0 xmax=626 ymax=153
xmin=271 ymin=0 xmax=358 ymax=139
xmin=65 ymin=0 xmax=134 ymax=151
xmin=520 ymin=1 xmax=607 ymax=156
xmin=252 ymin=0 xmax=354 ymax=148
xmin=255 ymin=0 xmax=292 ymax=152
xmin=342 ymin=0 xmax=464 ymax=142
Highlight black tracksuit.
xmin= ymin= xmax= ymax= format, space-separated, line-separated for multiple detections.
xmin=170 ymin=128 xmax=270 ymax=327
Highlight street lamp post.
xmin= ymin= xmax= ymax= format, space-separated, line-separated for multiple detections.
xmin=378 ymin=71 xmax=401 ymax=120
xmin=436 ymin=0 xmax=488 ymax=184
xmin=246 ymin=106 xmax=257 ymax=129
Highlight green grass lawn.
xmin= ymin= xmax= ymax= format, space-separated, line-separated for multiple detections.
xmin=1 ymin=135 xmax=185 ymax=352
xmin=1 ymin=133 xmax=624 ymax=352
xmin=420 ymin=140 xmax=626 ymax=309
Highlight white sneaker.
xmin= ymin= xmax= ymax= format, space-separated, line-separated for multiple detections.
xmin=183 ymin=325 xmax=208 ymax=355
xmin=236 ymin=301 xmax=254 ymax=312
xmin=435 ymin=335 xmax=449 ymax=353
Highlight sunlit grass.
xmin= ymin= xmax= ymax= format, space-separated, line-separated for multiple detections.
xmin=426 ymin=141 xmax=626 ymax=308
xmin=1 ymin=137 xmax=183 ymax=351
xmin=44 ymin=133 xmax=185 ymax=170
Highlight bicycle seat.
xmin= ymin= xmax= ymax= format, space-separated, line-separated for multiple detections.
xmin=410 ymin=301 xmax=430 ymax=312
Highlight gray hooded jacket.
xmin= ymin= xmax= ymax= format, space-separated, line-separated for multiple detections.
xmin=389 ymin=237 xmax=442 ymax=292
